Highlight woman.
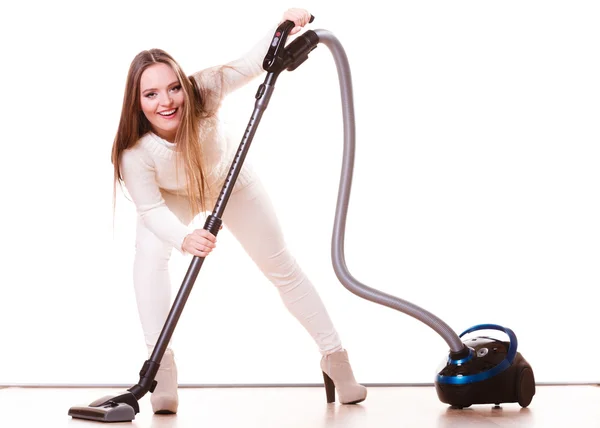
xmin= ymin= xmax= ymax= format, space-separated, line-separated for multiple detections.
xmin=111 ymin=8 xmax=366 ymax=414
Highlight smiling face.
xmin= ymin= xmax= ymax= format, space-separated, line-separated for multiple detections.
xmin=139 ymin=62 xmax=184 ymax=142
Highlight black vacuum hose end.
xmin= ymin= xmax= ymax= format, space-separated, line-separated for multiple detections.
xmin=285 ymin=31 xmax=320 ymax=71
xmin=448 ymin=345 xmax=471 ymax=361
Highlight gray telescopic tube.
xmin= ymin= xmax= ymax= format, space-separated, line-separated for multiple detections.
xmin=314 ymin=29 xmax=464 ymax=353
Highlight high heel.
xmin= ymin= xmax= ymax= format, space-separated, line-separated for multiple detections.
xmin=320 ymin=349 xmax=367 ymax=404
xmin=150 ymin=348 xmax=179 ymax=414
xmin=322 ymin=371 xmax=336 ymax=403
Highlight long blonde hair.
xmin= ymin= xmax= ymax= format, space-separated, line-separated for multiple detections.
xmin=111 ymin=48 xmax=211 ymax=215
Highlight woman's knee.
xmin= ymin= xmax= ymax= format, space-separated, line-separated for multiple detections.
xmin=258 ymin=247 xmax=304 ymax=287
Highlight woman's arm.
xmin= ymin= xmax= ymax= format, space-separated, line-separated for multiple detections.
xmin=120 ymin=149 xmax=191 ymax=252
xmin=190 ymin=27 xmax=273 ymax=114
xmin=192 ymin=8 xmax=312 ymax=114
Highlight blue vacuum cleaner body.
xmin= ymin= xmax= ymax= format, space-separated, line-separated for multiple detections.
xmin=435 ymin=324 xmax=535 ymax=408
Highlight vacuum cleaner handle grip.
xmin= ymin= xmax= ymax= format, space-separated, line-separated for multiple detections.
xmin=263 ymin=15 xmax=315 ymax=72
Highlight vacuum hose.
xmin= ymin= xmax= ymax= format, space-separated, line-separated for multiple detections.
xmin=314 ymin=29 xmax=465 ymax=354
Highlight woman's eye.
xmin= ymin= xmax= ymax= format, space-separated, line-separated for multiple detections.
xmin=145 ymin=92 xmax=157 ymax=98
xmin=170 ymin=85 xmax=181 ymax=93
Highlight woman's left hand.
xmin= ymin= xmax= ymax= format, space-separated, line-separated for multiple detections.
xmin=281 ymin=8 xmax=312 ymax=35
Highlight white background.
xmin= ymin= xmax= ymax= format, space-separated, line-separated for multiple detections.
xmin=1 ymin=0 xmax=599 ymax=386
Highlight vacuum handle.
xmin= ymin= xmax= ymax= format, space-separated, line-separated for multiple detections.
xmin=263 ymin=15 xmax=315 ymax=71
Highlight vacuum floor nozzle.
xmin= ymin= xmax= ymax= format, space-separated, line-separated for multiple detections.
xmin=68 ymin=403 xmax=135 ymax=422
xmin=68 ymin=391 xmax=139 ymax=422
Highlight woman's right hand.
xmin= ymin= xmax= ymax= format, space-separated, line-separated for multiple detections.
xmin=281 ymin=8 xmax=312 ymax=35
xmin=182 ymin=229 xmax=217 ymax=257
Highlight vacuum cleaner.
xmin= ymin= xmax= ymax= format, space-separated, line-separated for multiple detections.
xmin=69 ymin=16 xmax=535 ymax=423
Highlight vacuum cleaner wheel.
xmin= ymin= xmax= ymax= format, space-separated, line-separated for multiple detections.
xmin=517 ymin=366 xmax=535 ymax=408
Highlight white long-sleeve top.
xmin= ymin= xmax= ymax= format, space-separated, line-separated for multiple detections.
xmin=120 ymin=29 xmax=274 ymax=251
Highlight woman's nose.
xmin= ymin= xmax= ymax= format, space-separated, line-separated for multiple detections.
xmin=160 ymin=92 xmax=173 ymax=106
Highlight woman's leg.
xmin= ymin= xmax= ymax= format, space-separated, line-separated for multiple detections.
xmin=133 ymin=219 xmax=176 ymax=348
xmin=132 ymin=192 xmax=193 ymax=413
xmin=133 ymin=192 xmax=193 ymax=347
xmin=221 ymin=172 xmax=366 ymax=403
xmin=221 ymin=174 xmax=342 ymax=356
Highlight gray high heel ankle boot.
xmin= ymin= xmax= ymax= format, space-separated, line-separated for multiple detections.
xmin=320 ymin=349 xmax=367 ymax=404
xmin=150 ymin=348 xmax=179 ymax=414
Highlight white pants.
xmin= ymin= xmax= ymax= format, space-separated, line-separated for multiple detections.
xmin=132 ymin=171 xmax=342 ymax=356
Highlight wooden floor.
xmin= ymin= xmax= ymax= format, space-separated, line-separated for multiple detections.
xmin=1 ymin=385 xmax=600 ymax=428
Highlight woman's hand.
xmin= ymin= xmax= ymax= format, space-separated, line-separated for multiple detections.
xmin=281 ymin=8 xmax=312 ymax=35
xmin=182 ymin=229 xmax=217 ymax=257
